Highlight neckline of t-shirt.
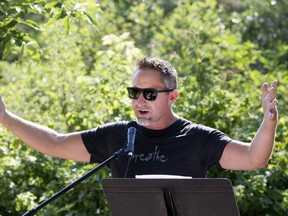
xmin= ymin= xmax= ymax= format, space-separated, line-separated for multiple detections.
xmin=138 ymin=118 xmax=186 ymax=137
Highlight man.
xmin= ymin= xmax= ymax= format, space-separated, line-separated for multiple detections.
xmin=0 ymin=57 xmax=278 ymax=178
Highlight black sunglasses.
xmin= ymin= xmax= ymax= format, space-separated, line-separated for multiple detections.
xmin=127 ymin=87 xmax=174 ymax=101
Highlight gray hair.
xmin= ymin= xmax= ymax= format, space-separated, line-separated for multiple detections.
xmin=135 ymin=57 xmax=178 ymax=89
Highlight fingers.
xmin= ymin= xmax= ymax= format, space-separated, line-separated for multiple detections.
xmin=271 ymin=80 xmax=278 ymax=89
xmin=261 ymin=82 xmax=269 ymax=97
xmin=0 ymin=93 xmax=5 ymax=104
xmin=267 ymin=99 xmax=278 ymax=119
xmin=262 ymin=80 xmax=278 ymax=120
xmin=262 ymin=80 xmax=277 ymax=102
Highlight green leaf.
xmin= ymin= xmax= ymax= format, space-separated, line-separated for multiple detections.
xmin=63 ymin=15 xmax=70 ymax=34
xmin=82 ymin=11 xmax=100 ymax=32
xmin=18 ymin=41 xmax=26 ymax=61
xmin=21 ymin=19 xmax=42 ymax=31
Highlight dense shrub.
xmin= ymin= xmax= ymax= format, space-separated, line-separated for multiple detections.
xmin=0 ymin=0 xmax=287 ymax=215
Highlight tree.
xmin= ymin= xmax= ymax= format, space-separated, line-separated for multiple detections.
xmin=0 ymin=0 xmax=100 ymax=62
xmin=0 ymin=0 xmax=287 ymax=215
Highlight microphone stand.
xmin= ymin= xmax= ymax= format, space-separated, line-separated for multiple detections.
xmin=23 ymin=147 xmax=127 ymax=216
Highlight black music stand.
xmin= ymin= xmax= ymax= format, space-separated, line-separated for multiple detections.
xmin=101 ymin=178 xmax=240 ymax=216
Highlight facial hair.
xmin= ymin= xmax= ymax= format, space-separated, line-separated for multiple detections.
xmin=137 ymin=118 xmax=152 ymax=126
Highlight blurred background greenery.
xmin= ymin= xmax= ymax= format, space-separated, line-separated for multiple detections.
xmin=0 ymin=0 xmax=287 ymax=215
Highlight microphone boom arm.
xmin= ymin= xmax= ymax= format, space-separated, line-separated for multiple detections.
xmin=23 ymin=147 xmax=126 ymax=216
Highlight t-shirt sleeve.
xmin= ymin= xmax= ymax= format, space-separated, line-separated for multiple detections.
xmin=198 ymin=125 xmax=232 ymax=169
xmin=81 ymin=122 xmax=127 ymax=163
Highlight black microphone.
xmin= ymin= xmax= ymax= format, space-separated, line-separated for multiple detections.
xmin=125 ymin=121 xmax=137 ymax=157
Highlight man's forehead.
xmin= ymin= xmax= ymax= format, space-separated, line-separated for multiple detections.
xmin=132 ymin=70 xmax=165 ymax=88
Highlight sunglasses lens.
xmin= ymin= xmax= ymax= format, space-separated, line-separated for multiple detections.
xmin=127 ymin=88 xmax=140 ymax=99
xmin=127 ymin=88 xmax=159 ymax=101
xmin=143 ymin=90 xmax=157 ymax=101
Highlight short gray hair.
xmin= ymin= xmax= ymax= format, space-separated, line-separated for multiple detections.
xmin=135 ymin=57 xmax=178 ymax=89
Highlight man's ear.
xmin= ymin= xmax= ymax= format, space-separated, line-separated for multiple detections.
xmin=169 ymin=90 xmax=179 ymax=104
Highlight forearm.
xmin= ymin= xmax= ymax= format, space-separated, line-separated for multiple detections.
xmin=1 ymin=110 xmax=63 ymax=156
xmin=249 ymin=119 xmax=277 ymax=167
xmin=220 ymin=80 xmax=278 ymax=170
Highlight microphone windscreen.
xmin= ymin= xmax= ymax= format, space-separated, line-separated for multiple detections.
xmin=127 ymin=121 xmax=138 ymax=129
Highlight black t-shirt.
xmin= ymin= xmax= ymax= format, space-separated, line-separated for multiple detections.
xmin=81 ymin=118 xmax=232 ymax=178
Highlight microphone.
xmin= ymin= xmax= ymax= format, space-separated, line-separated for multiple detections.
xmin=125 ymin=121 xmax=137 ymax=157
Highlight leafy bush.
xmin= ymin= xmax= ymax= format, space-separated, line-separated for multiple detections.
xmin=0 ymin=0 xmax=287 ymax=215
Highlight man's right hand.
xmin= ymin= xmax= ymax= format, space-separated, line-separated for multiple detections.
xmin=0 ymin=93 xmax=8 ymax=122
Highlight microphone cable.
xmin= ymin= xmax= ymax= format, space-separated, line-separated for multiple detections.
xmin=123 ymin=155 xmax=132 ymax=178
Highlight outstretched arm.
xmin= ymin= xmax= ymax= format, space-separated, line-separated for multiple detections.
xmin=220 ymin=80 xmax=278 ymax=170
xmin=0 ymin=94 xmax=90 ymax=162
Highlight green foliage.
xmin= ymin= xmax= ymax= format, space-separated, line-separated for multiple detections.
xmin=0 ymin=0 xmax=287 ymax=215
xmin=0 ymin=0 xmax=100 ymax=61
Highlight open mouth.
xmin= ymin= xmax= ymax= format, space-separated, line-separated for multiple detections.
xmin=138 ymin=110 xmax=149 ymax=115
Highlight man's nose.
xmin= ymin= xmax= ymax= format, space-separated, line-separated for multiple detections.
xmin=136 ymin=92 xmax=147 ymax=104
